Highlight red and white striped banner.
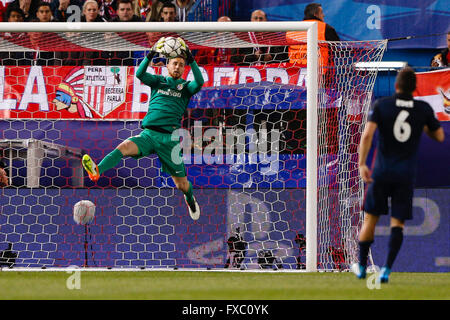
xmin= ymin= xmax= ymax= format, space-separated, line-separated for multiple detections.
xmin=414 ymin=68 xmax=450 ymax=122
xmin=0 ymin=63 xmax=304 ymax=120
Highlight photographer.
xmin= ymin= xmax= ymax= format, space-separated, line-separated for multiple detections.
xmin=224 ymin=227 xmax=247 ymax=269
xmin=257 ymin=249 xmax=283 ymax=270
xmin=0 ymin=243 xmax=17 ymax=267
xmin=295 ymin=232 xmax=306 ymax=270
xmin=0 ymin=158 xmax=9 ymax=187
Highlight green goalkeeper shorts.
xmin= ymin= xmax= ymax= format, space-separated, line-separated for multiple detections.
xmin=128 ymin=128 xmax=186 ymax=177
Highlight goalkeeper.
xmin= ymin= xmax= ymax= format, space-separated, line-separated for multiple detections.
xmin=81 ymin=37 xmax=204 ymax=220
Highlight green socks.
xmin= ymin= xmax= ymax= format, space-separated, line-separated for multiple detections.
xmin=98 ymin=149 xmax=124 ymax=175
xmin=184 ymin=181 xmax=195 ymax=207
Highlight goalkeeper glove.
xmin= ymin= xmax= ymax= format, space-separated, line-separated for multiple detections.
xmin=177 ymin=37 xmax=194 ymax=65
xmin=147 ymin=37 xmax=165 ymax=60
xmin=184 ymin=48 xmax=194 ymax=65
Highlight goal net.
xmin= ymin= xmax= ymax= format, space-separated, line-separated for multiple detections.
xmin=0 ymin=22 xmax=387 ymax=271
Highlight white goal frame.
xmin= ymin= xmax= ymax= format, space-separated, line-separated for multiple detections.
xmin=0 ymin=21 xmax=319 ymax=272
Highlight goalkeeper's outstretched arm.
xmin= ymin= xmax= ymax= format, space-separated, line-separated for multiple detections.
xmin=136 ymin=38 xmax=165 ymax=86
xmin=187 ymin=60 xmax=204 ymax=95
xmin=175 ymin=37 xmax=204 ymax=94
xmin=135 ymin=51 xmax=160 ymax=86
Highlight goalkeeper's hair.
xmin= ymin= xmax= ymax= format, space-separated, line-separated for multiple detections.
xmin=395 ymin=66 xmax=416 ymax=94
xmin=167 ymin=54 xmax=187 ymax=63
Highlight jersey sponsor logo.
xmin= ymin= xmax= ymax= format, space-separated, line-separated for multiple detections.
xmin=157 ymin=88 xmax=182 ymax=98
xmin=395 ymin=99 xmax=413 ymax=108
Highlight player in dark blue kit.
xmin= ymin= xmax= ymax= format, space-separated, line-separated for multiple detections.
xmin=353 ymin=67 xmax=445 ymax=283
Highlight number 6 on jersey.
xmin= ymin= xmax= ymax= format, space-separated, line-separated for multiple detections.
xmin=393 ymin=110 xmax=411 ymax=142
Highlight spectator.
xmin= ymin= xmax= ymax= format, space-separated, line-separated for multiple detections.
xmin=7 ymin=0 xmax=40 ymax=21
xmin=192 ymin=16 xmax=233 ymax=128
xmin=133 ymin=0 xmax=149 ymax=20
xmin=0 ymin=1 xmax=6 ymax=22
xmin=132 ymin=0 xmax=144 ymax=18
xmin=4 ymin=5 xmax=25 ymax=23
xmin=133 ymin=0 xmax=164 ymax=21
xmin=217 ymin=16 xmax=231 ymax=22
xmin=145 ymin=0 xmax=163 ymax=21
xmin=35 ymin=1 xmax=55 ymax=22
xmin=195 ymin=15 xmax=233 ymax=66
xmin=217 ymin=14 xmax=231 ymax=22
xmin=145 ymin=2 xmax=177 ymax=66
xmin=98 ymin=0 xmax=117 ymax=21
xmin=286 ymin=2 xmax=340 ymax=66
xmin=49 ymin=0 xmax=95 ymax=66
xmin=230 ymin=9 xmax=288 ymax=66
xmin=0 ymin=7 xmax=27 ymax=66
xmin=51 ymin=0 xmax=83 ymax=22
xmin=172 ymin=0 xmax=195 ymax=22
xmin=431 ymin=31 xmax=450 ymax=68
xmin=3 ymin=6 xmax=26 ymax=35
xmin=159 ymin=1 xmax=176 ymax=22
xmin=28 ymin=13 xmax=60 ymax=66
xmin=29 ymin=3 xmax=73 ymax=66
xmin=286 ymin=3 xmax=340 ymax=153
xmin=238 ymin=10 xmax=293 ymax=152
xmin=103 ymin=0 xmax=141 ymax=66
xmin=81 ymin=0 xmax=107 ymax=22
xmin=109 ymin=0 xmax=141 ymax=21
xmin=73 ymin=0 xmax=108 ymax=66
xmin=229 ymin=11 xmax=290 ymax=137
xmin=250 ymin=8 xmax=265 ymax=21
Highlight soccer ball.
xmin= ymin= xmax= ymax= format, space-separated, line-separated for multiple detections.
xmin=162 ymin=37 xmax=185 ymax=58
xmin=73 ymin=200 xmax=96 ymax=225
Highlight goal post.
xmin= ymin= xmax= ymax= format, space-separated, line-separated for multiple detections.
xmin=305 ymin=22 xmax=318 ymax=272
xmin=0 ymin=22 xmax=386 ymax=271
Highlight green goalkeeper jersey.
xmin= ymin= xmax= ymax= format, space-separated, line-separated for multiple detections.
xmin=135 ymin=56 xmax=204 ymax=132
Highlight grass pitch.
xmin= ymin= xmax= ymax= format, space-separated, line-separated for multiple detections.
xmin=0 ymin=271 xmax=449 ymax=300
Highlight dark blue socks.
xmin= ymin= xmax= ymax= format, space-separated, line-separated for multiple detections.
xmin=385 ymin=226 xmax=403 ymax=269
xmin=358 ymin=240 xmax=373 ymax=268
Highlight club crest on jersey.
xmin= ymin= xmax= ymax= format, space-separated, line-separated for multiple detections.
xmin=177 ymin=83 xmax=184 ymax=91
xmin=53 ymin=66 xmax=127 ymax=118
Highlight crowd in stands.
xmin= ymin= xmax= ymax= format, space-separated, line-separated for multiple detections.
xmin=0 ymin=0 xmax=195 ymax=23
xmin=0 ymin=2 xmax=331 ymax=153
xmin=0 ymin=1 xmax=446 ymax=155
xmin=0 ymin=0 xmax=202 ymax=66
xmin=0 ymin=0 xmax=297 ymax=67
xmin=0 ymin=1 xmax=447 ymax=68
